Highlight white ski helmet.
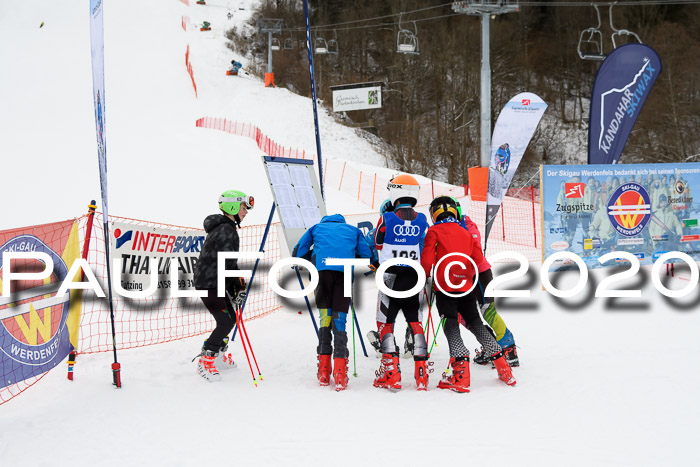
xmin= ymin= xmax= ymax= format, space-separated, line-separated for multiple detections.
xmin=387 ymin=174 xmax=420 ymax=207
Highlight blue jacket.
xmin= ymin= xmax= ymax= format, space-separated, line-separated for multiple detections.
xmin=293 ymin=214 xmax=372 ymax=272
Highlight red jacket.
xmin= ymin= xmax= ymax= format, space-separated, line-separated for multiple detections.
xmin=421 ymin=219 xmax=485 ymax=294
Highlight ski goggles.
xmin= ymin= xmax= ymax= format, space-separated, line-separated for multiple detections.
xmin=219 ymin=195 xmax=255 ymax=209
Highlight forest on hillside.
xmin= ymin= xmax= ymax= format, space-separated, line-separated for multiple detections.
xmin=227 ymin=1 xmax=700 ymax=187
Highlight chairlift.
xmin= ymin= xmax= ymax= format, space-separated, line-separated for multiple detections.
xmin=397 ymin=14 xmax=419 ymax=55
xmin=284 ymin=30 xmax=294 ymax=50
xmin=609 ymin=3 xmax=642 ymax=49
xmin=327 ymin=30 xmax=339 ymax=55
xmin=315 ymin=37 xmax=328 ymax=55
xmin=271 ymin=37 xmax=281 ymax=51
xmin=577 ymin=4 xmax=605 ymax=60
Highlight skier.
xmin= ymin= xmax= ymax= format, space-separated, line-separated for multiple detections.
xmin=421 ymin=196 xmax=516 ymax=393
xmin=449 ymin=197 xmax=519 ymax=367
xmin=373 ymin=175 xmax=431 ymax=391
xmin=293 ymin=214 xmax=372 ymax=391
xmin=495 ymin=143 xmax=511 ymax=175
xmin=192 ymin=190 xmax=255 ymax=382
xmin=229 ymin=60 xmax=242 ymax=75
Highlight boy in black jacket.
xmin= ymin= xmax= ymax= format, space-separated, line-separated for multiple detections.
xmin=192 ymin=190 xmax=254 ymax=382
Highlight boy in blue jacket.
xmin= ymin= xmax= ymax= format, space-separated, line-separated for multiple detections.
xmin=293 ymin=214 xmax=372 ymax=391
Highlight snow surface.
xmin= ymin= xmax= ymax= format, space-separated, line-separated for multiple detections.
xmin=1 ymin=1 xmax=699 ymax=466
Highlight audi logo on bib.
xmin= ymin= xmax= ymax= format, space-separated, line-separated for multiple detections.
xmin=393 ymin=224 xmax=421 ymax=236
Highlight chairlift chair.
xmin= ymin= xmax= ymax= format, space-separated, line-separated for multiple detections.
xmin=609 ymin=3 xmax=642 ymax=49
xmin=327 ymin=30 xmax=339 ymax=55
xmin=577 ymin=4 xmax=605 ymax=60
xmin=397 ymin=14 xmax=419 ymax=55
xmin=315 ymin=37 xmax=328 ymax=55
xmin=284 ymin=32 xmax=294 ymax=50
xmin=271 ymin=37 xmax=281 ymax=51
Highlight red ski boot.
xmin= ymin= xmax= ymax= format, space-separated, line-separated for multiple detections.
xmin=414 ymin=357 xmax=429 ymax=391
xmin=333 ymin=358 xmax=349 ymax=392
xmin=492 ymin=351 xmax=516 ymax=386
xmin=317 ymin=354 xmax=332 ymax=386
xmin=437 ymin=357 xmax=470 ymax=393
xmin=373 ymin=353 xmax=401 ymax=390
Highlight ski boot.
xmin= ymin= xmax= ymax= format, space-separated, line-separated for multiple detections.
xmin=492 ymin=351 xmax=517 ymax=386
xmin=403 ymin=326 xmax=414 ymax=359
xmin=317 ymin=354 xmax=332 ymax=386
xmin=333 ymin=357 xmax=349 ymax=392
xmin=196 ymin=349 xmax=221 ymax=382
xmin=503 ymin=344 xmax=520 ymax=367
xmin=473 ymin=347 xmax=490 ymax=366
xmin=437 ymin=357 xmax=470 ymax=393
xmin=414 ymin=356 xmax=429 ymax=391
xmin=373 ymin=353 xmax=401 ymax=390
xmin=367 ymin=331 xmax=382 ymax=358
xmin=216 ymin=337 xmax=236 ymax=370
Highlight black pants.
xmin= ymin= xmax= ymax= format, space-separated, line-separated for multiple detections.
xmin=378 ymin=267 xmax=421 ymax=323
xmin=198 ymin=288 xmax=236 ymax=352
xmin=472 ymin=268 xmax=494 ymax=306
xmin=436 ymin=290 xmax=501 ymax=357
xmin=315 ymin=270 xmax=351 ymax=358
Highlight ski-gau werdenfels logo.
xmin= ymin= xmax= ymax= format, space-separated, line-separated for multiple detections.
xmin=607 ymin=183 xmax=651 ymax=237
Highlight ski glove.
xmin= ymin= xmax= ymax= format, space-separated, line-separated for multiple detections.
xmin=233 ymin=291 xmax=247 ymax=309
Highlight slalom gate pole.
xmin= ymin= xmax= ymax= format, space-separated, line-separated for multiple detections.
xmin=235 ymin=305 xmax=257 ymax=387
xmin=350 ymin=274 xmax=367 ymax=357
xmin=302 ymin=0 xmax=325 ymax=200
xmin=296 ymin=267 xmax=318 ymax=335
xmin=67 ymin=200 xmax=98 ymax=381
xmin=100 ymin=213 xmax=122 ymax=388
xmin=231 ymin=203 xmax=276 ymax=343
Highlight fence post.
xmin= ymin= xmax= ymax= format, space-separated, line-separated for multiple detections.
xmin=357 ymin=172 xmax=363 ymax=201
xmin=371 ymin=173 xmax=377 ymax=209
xmin=501 ymin=204 xmax=505 ymax=241
xmin=531 ymin=185 xmax=537 ymax=248
xmin=339 ymin=161 xmax=346 ymax=191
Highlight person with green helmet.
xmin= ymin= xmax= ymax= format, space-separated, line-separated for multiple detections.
xmin=192 ymin=190 xmax=255 ymax=382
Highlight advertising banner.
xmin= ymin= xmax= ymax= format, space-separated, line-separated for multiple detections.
xmin=110 ymin=222 xmax=205 ymax=291
xmin=90 ymin=0 xmax=109 ymax=217
xmin=542 ymin=163 xmax=700 ymax=268
xmin=0 ymin=220 xmax=82 ymax=389
xmin=332 ymin=84 xmax=382 ymax=112
xmin=588 ymin=44 xmax=662 ymax=165
xmin=485 ymin=92 xmax=547 ymax=244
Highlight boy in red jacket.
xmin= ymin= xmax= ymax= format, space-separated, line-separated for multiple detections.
xmin=421 ymin=196 xmax=516 ymax=392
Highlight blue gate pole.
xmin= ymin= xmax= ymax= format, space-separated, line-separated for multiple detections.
xmin=232 ymin=203 xmax=276 ymax=341
xmin=296 ymin=267 xmax=318 ymax=335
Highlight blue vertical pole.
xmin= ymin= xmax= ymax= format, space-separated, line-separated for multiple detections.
xmin=296 ymin=267 xmax=319 ymax=335
xmin=303 ymin=0 xmax=325 ymax=201
xmin=232 ymin=203 xmax=276 ymax=341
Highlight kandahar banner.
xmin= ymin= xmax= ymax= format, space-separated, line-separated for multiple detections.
xmin=588 ymin=44 xmax=662 ymax=165
xmin=90 ymin=0 xmax=108 ymax=218
xmin=0 ymin=220 xmax=83 ymax=389
xmin=485 ymin=92 xmax=547 ymax=244
xmin=542 ymin=162 xmax=700 ymax=269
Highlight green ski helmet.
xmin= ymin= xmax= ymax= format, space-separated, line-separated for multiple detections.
xmin=451 ymin=196 xmax=462 ymax=218
xmin=219 ymin=190 xmax=254 ymax=216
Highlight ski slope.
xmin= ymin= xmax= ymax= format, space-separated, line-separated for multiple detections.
xmin=1 ymin=1 xmax=699 ymax=466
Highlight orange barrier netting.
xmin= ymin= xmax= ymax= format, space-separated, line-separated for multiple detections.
xmin=77 ymin=213 xmax=282 ymax=355
xmin=185 ymin=45 xmax=197 ymax=98
xmin=196 ymin=117 xmax=310 ymax=161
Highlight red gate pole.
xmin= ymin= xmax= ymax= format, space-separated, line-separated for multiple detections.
xmin=531 ymin=185 xmax=537 ymax=248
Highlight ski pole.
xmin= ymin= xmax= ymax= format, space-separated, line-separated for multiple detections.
xmin=351 ymin=305 xmax=357 ymax=377
xmin=235 ymin=305 xmax=257 ymax=387
xmin=237 ymin=304 xmax=263 ymax=381
xmin=429 ymin=318 xmax=445 ymax=355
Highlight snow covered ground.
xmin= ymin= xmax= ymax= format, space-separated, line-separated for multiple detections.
xmin=1 ymin=1 xmax=699 ymax=466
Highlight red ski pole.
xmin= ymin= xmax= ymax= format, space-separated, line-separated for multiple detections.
xmin=237 ymin=305 xmax=263 ymax=381
xmin=235 ymin=305 xmax=257 ymax=387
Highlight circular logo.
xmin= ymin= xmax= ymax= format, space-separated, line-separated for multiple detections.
xmin=393 ymin=224 xmax=421 ymax=236
xmin=675 ymin=180 xmax=685 ymax=194
xmin=607 ymin=183 xmax=651 ymax=237
xmin=0 ymin=235 xmax=70 ymax=366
